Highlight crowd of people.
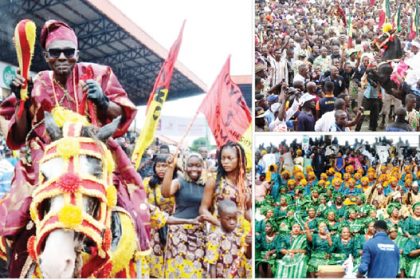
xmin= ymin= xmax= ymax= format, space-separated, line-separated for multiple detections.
xmin=0 ymin=19 xmax=252 ymax=279
xmin=255 ymin=0 xmax=420 ymax=132
xmin=255 ymin=136 xmax=420 ymax=278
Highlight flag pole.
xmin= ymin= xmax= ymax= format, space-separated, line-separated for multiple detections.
xmin=175 ymin=108 xmax=201 ymax=153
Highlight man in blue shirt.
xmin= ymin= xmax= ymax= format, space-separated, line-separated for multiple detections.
xmin=357 ymin=220 xmax=400 ymax=278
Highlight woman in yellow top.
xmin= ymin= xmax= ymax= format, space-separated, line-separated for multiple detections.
xmin=143 ymin=154 xmax=175 ymax=278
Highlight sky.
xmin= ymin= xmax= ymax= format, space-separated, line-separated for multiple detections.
xmin=109 ymin=0 xmax=253 ymax=120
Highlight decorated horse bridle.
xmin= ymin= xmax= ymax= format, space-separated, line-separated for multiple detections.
xmin=27 ymin=122 xmax=117 ymax=264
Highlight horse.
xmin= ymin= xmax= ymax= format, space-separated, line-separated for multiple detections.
xmin=367 ymin=31 xmax=404 ymax=99
xmin=0 ymin=113 xmax=145 ymax=278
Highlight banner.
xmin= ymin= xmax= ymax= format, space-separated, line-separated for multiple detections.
xmin=378 ymin=0 xmax=391 ymax=29
xmin=347 ymin=11 xmax=353 ymax=48
xmin=198 ymin=56 xmax=252 ymax=167
xmin=393 ymin=3 xmax=401 ymax=32
xmin=131 ymin=21 xmax=185 ymax=169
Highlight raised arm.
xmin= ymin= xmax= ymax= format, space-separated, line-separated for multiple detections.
xmin=305 ymin=221 xmax=313 ymax=243
xmin=161 ymin=153 xmax=180 ymax=197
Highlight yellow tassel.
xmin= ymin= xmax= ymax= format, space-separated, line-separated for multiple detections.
xmin=57 ymin=138 xmax=80 ymax=160
xmin=58 ymin=205 xmax=82 ymax=229
xmin=106 ymin=185 xmax=117 ymax=208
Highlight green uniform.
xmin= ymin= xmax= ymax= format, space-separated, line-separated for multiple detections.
xmin=331 ymin=204 xmax=347 ymax=220
xmin=331 ymin=236 xmax=357 ymax=264
xmin=392 ymin=235 xmax=408 ymax=275
xmin=306 ymin=218 xmax=318 ymax=233
xmin=403 ymin=216 xmax=420 ymax=237
xmin=403 ymin=236 xmax=420 ymax=278
xmin=307 ymin=234 xmax=334 ymax=272
xmin=256 ymin=232 xmax=282 ymax=274
xmin=276 ymin=234 xmax=308 ymax=278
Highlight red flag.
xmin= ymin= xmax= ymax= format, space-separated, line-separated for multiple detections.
xmin=336 ymin=4 xmax=347 ymax=27
xmin=199 ymin=57 xmax=252 ymax=212
xmin=131 ymin=21 xmax=185 ymax=168
xmin=145 ymin=21 xmax=185 ymax=110
xmin=198 ymin=56 xmax=251 ymax=148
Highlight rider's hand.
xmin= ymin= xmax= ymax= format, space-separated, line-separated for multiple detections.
xmin=83 ymin=79 xmax=109 ymax=109
xmin=10 ymin=71 xmax=33 ymax=101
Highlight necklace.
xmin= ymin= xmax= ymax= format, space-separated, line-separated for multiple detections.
xmin=49 ymin=69 xmax=79 ymax=113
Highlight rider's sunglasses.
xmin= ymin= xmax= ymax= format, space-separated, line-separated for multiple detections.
xmin=46 ymin=48 xmax=77 ymax=59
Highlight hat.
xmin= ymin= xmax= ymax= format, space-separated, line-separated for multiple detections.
xmin=255 ymin=62 xmax=266 ymax=73
xmin=255 ymin=107 xmax=265 ymax=118
xmin=298 ymin=50 xmax=306 ymax=57
xmin=298 ymin=93 xmax=316 ymax=106
xmin=267 ymin=95 xmax=279 ymax=103
xmin=387 ymin=202 xmax=401 ymax=215
xmin=255 ymin=94 xmax=264 ymax=101
xmin=40 ymin=20 xmax=78 ymax=50
xmin=411 ymin=41 xmax=420 ymax=49
xmin=348 ymin=49 xmax=358 ymax=56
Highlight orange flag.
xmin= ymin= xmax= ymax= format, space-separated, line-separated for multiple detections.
xmin=198 ymin=56 xmax=252 ymax=167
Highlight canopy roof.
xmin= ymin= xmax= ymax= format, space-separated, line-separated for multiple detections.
xmin=0 ymin=0 xmax=207 ymax=105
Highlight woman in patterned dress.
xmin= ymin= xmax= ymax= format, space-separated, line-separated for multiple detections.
xmin=200 ymin=141 xmax=252 ymax=277
xmin=331 ymin=226 xmax=357 ymax=265
xmin=161 ymin=153 xmax=207 ymax=278
xmin=389 ymin=225 xmax=408 ymax=277
xmin=403 ymin=235 xmax=420 ymax=278
xmin=306 ymin=221 xmax=334 ymax=278
xmin=143 ymin=154 xmax=175 ymax=278
xmin=255 ymin=219 xmax=282 ymax=278
xmin=277 ymin=222 xmax=308 ymax=278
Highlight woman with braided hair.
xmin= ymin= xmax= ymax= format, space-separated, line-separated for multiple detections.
xmin=199 ymin=141 xmax=252 ymax=277
xmin=199 ymin=141 xmax=251 ymax=225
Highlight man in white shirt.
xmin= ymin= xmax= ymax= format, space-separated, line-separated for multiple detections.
xmin=293 ymin=63 xmax=308 ymax=84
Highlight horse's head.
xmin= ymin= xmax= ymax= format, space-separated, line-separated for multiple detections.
xmin=28 ymin=113 xmax=121 ymax=278
xmin=371 ymin=30 xmax=403 ymax=61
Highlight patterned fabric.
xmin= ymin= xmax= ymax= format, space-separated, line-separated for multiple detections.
xmin=144 ymin=177 xmax=175 ymax=214
xmin=213 ymin=179 xmax=250 ymax=213
xmin=403 ymin=236 xmax=420 ymax=278
xmin=393 ymin=235 xmax=408 ymax=274
xmin=277 ymin=234 xmax=308 ymax=278
xmin=204 ymin=227 xmax=249 ymax=278
xmin=403 ymin=216 xmax=420 ymax=236
xmin=332 ymin=237 xmax=357 ymax=261
xmin=213 ymin=178 xmax=252 ymax=276
xmin=307 ymin=234 xmax=334 ymax=272
xmin=164 ymin=224 xmax=207 ymax=278
xmin=143 ymin=178 xmax=174 ymax=278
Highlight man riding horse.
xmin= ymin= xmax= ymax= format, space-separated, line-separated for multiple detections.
xmin=0 ymin=20 xmax=150 ymax=277
xmin=367 ymin=23 xmax=420 ymax=108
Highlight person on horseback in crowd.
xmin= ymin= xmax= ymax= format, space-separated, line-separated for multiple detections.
xmin=256 ymin=0 xmax=420 ymax=132
xmin=0 ymin=20 xmax=141 ymax=276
